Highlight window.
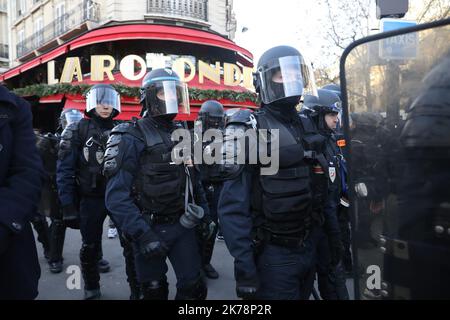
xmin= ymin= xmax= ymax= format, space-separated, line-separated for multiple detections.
xmin=34 ymin=17 xmax=44 ymax=47
xmin=17 ymin=0 xmax=26 ymax=17
xmin=55 ymin=3 xmax=66 ymax=35
xmin=17 ymin=29 xmax=25 ymax=55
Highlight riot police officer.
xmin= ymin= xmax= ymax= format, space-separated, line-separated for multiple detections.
xmin=383 ymin=55 xmax=450 ymax=299
xmin=36 ymin=108 xmax=83 ymax=273
xmin=104 ymin=68 xmax=210 ymax=300
xmin=218 ymin=46 xmax=341 ymax=299
xmin=194 ymin=100 xmax=224 ymax=279
xmin=301 ymin=89 xmax=348 ymax=300
xmin=57 ymin=84 xmax=138 ymax=299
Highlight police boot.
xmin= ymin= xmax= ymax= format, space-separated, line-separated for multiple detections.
xmin=80 ymin=243 xmax=101 ymax=300
xmin=175 ymin=276 xmax=207 ymax=300
xmin=96 ymin=243 xmax=111 ymax=273
xmin=203 ymin=263 xmax=219 ymax=279
xmin=32 ymin=215 xmax=51 ymax=260
xmin=141 ymin=280 xmax=169 ymax=300
xmin=48 ymin=219 xmax=66 ymax=273
xmin=120 ymin=236 xmax=141 ymax=300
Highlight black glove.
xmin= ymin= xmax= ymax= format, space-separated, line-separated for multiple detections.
xmin=62 ymin=204 xmax=80 ymax=229
xmin=201 ymin=216 xmax=216 ymax=240
xmin=328 ymin=234 xmax=344 ymax=267
xmin=0 ymin=224 xmax=12 ymax=256
xmin=137 ymin=230 xmax=169 ymax=259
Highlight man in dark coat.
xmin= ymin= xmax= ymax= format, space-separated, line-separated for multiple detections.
xmin=0 ymin=85 xmax=43 ymax=300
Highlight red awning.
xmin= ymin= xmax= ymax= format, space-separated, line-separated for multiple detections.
xmin=1 ymin=24 xmax=253 ymax=81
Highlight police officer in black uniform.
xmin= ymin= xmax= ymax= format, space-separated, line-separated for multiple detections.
xmin=301 ymin=89 xmax=348 ymax=300
xmin=194 ymin=100 xmax=225 ymax=279
xmin=36 ymin=108 xmax=83 ymax=273
xmin=381 ymin=55 xmax=450 ymax=299
xmin=218 ymin=46 xmax=341 ymax=299
xmin=57 ymin=84 xmax=139 ymax=299
xmin=349 ymin=112 xmax=390 ymax=248
xmin=104 ymin=68 xmax=210 ymax=300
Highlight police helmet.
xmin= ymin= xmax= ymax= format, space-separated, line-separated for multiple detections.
xmin=85 ymin=84 xmax=121 ymax=118
xmin=140 ymin=68 xmax=190 ymax=118
xmin=322 ymin=83 xmax=342 ymax=99
xmin=59 ymin=108 xmax=83 ymax=130
xmin=254 ymin=45 xmax=318 ymax=105
xmin=197 ymin=100 xmax=224 ymax=130
xmin=304 ymin=89 xmax=342 ymax=114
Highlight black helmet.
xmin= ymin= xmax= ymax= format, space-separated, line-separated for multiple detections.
xmin=197 ymin=100 xmax=224 ymax=130
xmin=59 ymin=108 xmax=83 ymax=130
xmin=401 ymin=56 xmax=450 ymax=148
xmin=304 ymin=89 xmax=342 ymax=114
xmin=322 ymin=83 xmax=342 ymax=99
xmin=85 ymin=84 xmax=121 ymax=118
xmin=141 ymin=68 xmax=190 ymax=118
xmin=254 ymin=45 xmax=317 ymax=106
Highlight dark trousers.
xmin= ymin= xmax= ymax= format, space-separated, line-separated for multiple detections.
xmin=198 ymin=182 xmax=222 ymax=266
xmin=301 ymin=227 xmax=349 ymax=300
xmin=256 ymin=227 xmax=319 ymax=300
xmin=338 ymin=205 xmax=352 ymax=271
xmin=133 ymin=222 xmax=202 ymax=294
xmin=79 ymin=196 xmax=138 ymax=292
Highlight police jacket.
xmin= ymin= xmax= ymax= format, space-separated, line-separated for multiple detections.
xmin=217 ymin=105 xmax=340 ymax=287
xmin=103 ymin=116 xmax=210 ymax=242
xmin=57 ymin=116 xmax=116 ymax=206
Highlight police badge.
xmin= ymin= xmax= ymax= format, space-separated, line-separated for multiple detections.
xmin=329 ymin=166 xmax=336 ymax=183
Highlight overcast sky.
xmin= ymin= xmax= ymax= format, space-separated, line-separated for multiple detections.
xmin=233 ymin=0 xmax=322 ymax=65
xmin=232 ymin=0 xmax=379 ymax=67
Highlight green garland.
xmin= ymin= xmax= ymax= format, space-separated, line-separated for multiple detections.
xmin=13 ymin=83 xmax=257 ymax=103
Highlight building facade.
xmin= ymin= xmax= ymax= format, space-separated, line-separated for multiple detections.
xmin=7 ymin=0 xmax=237 ymax=68
xmin=0 ymin=0 xmax=252 ymax=131
xmin=0 ymin=0 xmax=8 ymax=72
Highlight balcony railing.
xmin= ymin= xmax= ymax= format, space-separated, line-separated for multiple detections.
xmin=0 ymin=44 xmax=8 ymax=59
xmin=147 ymin=0 xmax=208 ymax=21
xmin=17 ymin=1 xmax=100 ymax=58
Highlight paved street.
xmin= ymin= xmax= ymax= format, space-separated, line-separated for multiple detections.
xmin=34 ymin=221 xmax=354 ymax=300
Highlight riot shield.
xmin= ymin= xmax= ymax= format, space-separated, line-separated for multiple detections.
xmin=340 ymin=18 xmax=450 ymax=300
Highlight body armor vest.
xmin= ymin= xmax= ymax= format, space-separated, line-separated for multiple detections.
xmin=36 ymin=133 xmax=60 ymax=177
xmin=77 ymin=119 xmax=115 ymax=196
xmin=252 ymin=110 xmax=327 ymax=235
xmin=198 ymin=136 xmax=224 ymax=184
xmin=133 ymin=118 xmax=186 ymax=217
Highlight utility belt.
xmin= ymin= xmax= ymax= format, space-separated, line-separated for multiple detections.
xmin=142 ymin=209 xmax=184 ymax=225
xmin=257 ymin=228 xmax=310 ymax=248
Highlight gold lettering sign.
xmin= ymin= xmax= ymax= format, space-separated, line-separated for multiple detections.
xmin=47 ymin=60 xmax=59 ymax=85
xmin=198 ymin=61 xmax=221 ymax=85
xmin=120 ymin=55 xmax=147 ymax=81
xmin=172 ymin=58 xmax=196 ymax=82
xmin=224 ymin=63 xmax=242 ymax=87
xmin=48 ymin=55 xmax=255 ymax=91
xmin=91 ymin=55 xmax=115 ymax=81
xmin=60 ymin=57 xmax=83 ymax=83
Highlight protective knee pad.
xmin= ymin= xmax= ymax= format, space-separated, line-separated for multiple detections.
xmin=175 ymin=276 xmax=207 ymax=300
xmin=141 ymin=280 xmax=169 ymax=300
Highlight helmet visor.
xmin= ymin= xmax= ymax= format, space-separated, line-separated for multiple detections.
xmin=64 ymin=110 xmax=83 ymax=125
xmin=86 ymin=86 xmax=121 ymax=113
xmin=258 ymin=55 xmax=318 ymax=104
xmin=146 ymin=81 xmax=190 ymax=117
